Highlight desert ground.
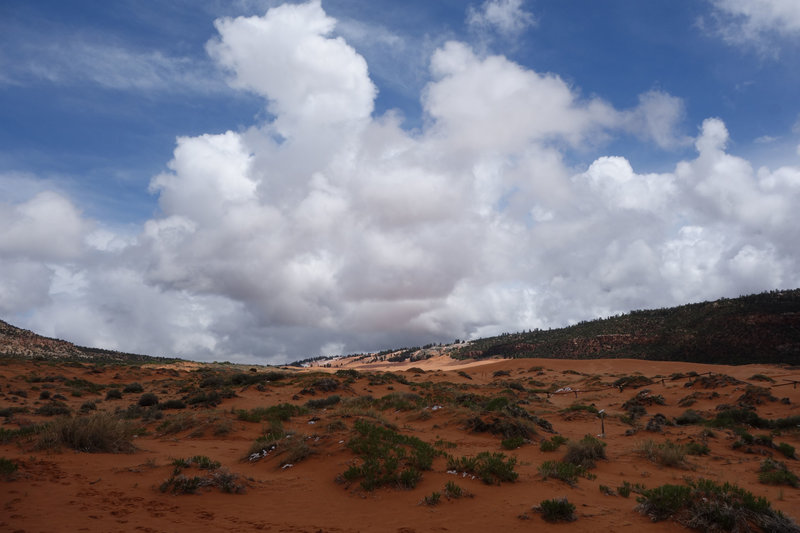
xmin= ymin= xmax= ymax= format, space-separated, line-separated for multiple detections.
xmin=1 ymin=354 xmax=799 ymax=532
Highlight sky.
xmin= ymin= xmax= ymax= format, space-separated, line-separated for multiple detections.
xmin=1 ymin=0 xmax=800 ymax=364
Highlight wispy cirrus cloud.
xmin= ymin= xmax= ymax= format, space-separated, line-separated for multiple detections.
xmin=703 ymin=0 xmax=800 ymax=55
xmin=1 ymin=33 xmax=226 ymax=94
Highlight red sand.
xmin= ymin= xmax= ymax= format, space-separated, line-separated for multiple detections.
xmin=1 ymin=356 xmax=799 ymax=532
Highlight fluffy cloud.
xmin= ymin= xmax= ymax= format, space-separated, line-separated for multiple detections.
xmin=467 ymin=0 xmax=536 ymax=38
xmin=3 ymin=1 xmax=800 ymax=363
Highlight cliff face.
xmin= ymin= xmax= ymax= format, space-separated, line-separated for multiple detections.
xmin=0 ymin=320 xmax=169 ymax=363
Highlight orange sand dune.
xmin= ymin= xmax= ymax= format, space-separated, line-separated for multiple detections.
xmin=2 ymin=355 xmax=799 ymax=532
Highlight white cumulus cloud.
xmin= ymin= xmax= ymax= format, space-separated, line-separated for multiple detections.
xmin=2 ymin=1 xmax=800 ymax=363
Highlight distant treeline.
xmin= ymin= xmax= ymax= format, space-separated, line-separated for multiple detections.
xmin=452 ymin=289 xmax=800 ymax=365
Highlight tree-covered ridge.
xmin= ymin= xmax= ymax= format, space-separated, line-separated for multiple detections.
xmin=452 ymin=290 xmax=800 ymax=365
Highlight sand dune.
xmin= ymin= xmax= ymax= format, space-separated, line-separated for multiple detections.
xmin=1 ymin=355 xmax=799 ymax=532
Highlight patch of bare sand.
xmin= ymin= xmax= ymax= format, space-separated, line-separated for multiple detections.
xmin=1 ymin=356 xmax=799 ymax=532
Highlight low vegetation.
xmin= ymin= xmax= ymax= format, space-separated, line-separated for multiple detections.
xmin=36 ymin=412 xmax=136 ymax=453
xmin=446 ymin=452 xmax=518 ymax=485
xmin=341 ymin=419 xmax=437 ymax=491
xmin=536 ymin=497 xmax=577 ymax=523
xmin=636 ymin=478 xmax=800 ymax=532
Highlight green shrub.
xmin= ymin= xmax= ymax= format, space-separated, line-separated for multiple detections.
xmin=617 ymin=480 xmax=646 ymax=498
xmin=159 ymin=399 xmax=186 ymax=410
xmin=537 ymin=497 xmax=577 ymax=523
xmin=0 ymin=457 xmax=18 ymax=478
xmin=710 ymin=408 xmax=767 ymax=429
xmin=313 ymin=378 xmax=339 ymax=392
xmin=35 ymin=401 xmax=71 ymax=416
xmin=185 ymin=390 xmax=222 ymax=407
xmin=447 ymin=452 xmax=518 ymax=485
xmin=562 ymin=403 xmax=599 ymax=414
xmin=306 ymin=395 xmax=341 ymax=409
xmin=122 ymin=382 xmax=143 ymax=393
xmin=613 ymin=375 xmax=653 ymax=390
xmin=342 ymin=419 xmax=437 ymax=491
xmin=160 ymin=474 xmax=207 ymax=494
xmin=172 ymin=455 xmax=221 ymax=470
xmin=759 ymin=458 xmax=799 ymax=488
xmin=105 ymin=389 xmax=123 ymax=400
xmin=540 ymin=435 xmax=568 ymax=452
xmin=685 ymin=442 xmax=710 ymax=456
xmin=599 ymin=484 xmax=615 ymax=495
xmin=422 ymin=491 xmax=441 ymax=506
xmin=675 ymin=409 xmax=705 ymax=425
xmin=79 ymin=401 xmax=97 ymax=412
xmin=563 ymin=434 xmax=606 ymax=469
xmin=236 ymin=403 xmax=307 ymax=423
xmin=501 ymin=436 xmax=525 ymax=450
xmin=538 ymin=460 xmax=588 ymax=486
xmin=777 ymin=443 xmax=796 ymax=459
xmin=138 ymin=393 xmax=159 ymax=407
xmin=636 ymin=478 xmax=799 ymax=532
xmin=636 ymin=483 xmax=692 ymax=521
xmin=163 ymin=455 xmax=246 ymax=495
xmin=444 ymin=480 xmax=466 ymax=499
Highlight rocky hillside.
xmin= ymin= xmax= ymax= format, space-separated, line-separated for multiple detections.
xmin=0 ymin=320 xmax=173 ymax=363
xmin=453 ymin=289 xmax=800 ymax=365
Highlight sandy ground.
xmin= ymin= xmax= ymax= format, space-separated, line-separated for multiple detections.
xmin=1 ymin=355 xmax=799 ymax=532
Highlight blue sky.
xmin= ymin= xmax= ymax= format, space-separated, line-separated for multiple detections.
xmin=1 ymin=0 xmax=799 ymax=363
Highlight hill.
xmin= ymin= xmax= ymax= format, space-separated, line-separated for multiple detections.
xmin=0 ymin=319 xmax=176 ymax=364
xmin=452 ymin=289 xmax=800 ymax=365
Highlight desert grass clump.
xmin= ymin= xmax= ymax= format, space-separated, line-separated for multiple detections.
xmin=563 ymin=434 xmax=606 ymax=469
xmin=444 ymin=480 xmax=470 ymax=499
xmin=777 ymin=443 xmax=796 ymax=459
xmin=636 ymin=478 xmax=800 ymax=532
xmin=162 ymin=455 xmax=246 ymax=495
xmin=156 ymin=412 xmax=200 ymax=435
xmin=536 ymin=497 xmax=577 ymax=523
xmin=685 ymin=441 xmax=710 ymax=456
xmin=105 ymin=388 xmax=123 ymax=400
xmin=501 ymin=436 xmax=525 ymax=450
xmin=562 ymin=403 xmax=599 ymax=415
xmin=617 ymin=480 xmax=647 ymax=498
xmin=172 ymin=455 xmax=221 ymax=470
xmin=36 ymin=412 xmax=136 ymax=453
xmin=0 ymin=457 xmax=18 ymax=478
xmin=35 ymin=401 xmax=71 ymax=416
xmin=759 ymin=458 xmax=799 ymax=488
xmin=538 ymin=460 xmax=590 ymax=486
xmin=422 ymin=491 xmax=441 ymax=506
xmin=636 ymin=439 xmax=687 ymax=468
xmin=447 ymin=452 xmax=518 ymax=485
xmin=341 ymin=419 xmax=437 ymax=491
xmin=305 ymin=395 xmax=341 ymax=409
xmin=138 ymin=393 xmax=159 ymax=407
xmin=613 ymin=375 xmax=654 ymax=391
xmin=122 ymin=382 xmax=143 ymax=393
xmin=540 ymin=435 xmax=568 ymax=452
xmin=236 ymin=403 xmax=307 ymax=423
xmin=675 ymin=409 xmax=705 ymax=425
